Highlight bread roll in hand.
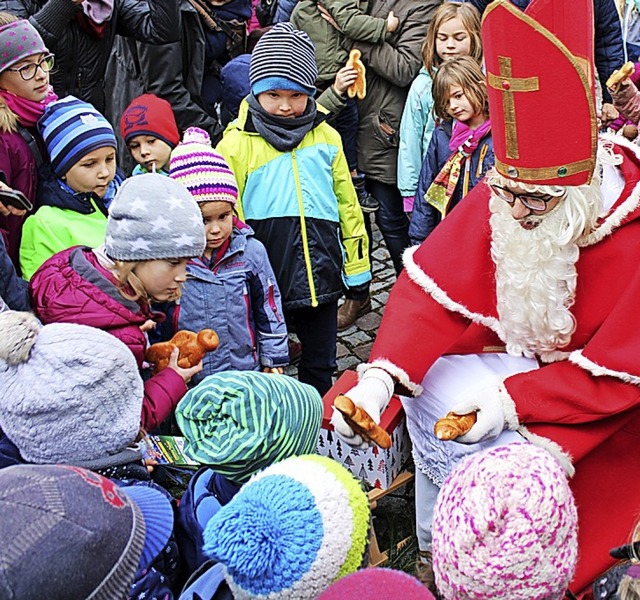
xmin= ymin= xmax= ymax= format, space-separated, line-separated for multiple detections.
xmin=606 ymin=61 xmax=635 ymax=92
xmin=434 ymin=411 xmax=477 ymax=441
xmin=333 ymin=394 xmax=392 ymax=449
xmin=347 ymin=49 xmax=366 ymax=100
xmin=145 ymin=329 xmax=219 ymax=374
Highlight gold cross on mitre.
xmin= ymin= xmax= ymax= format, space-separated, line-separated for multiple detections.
xmin=487 ymin=56 xmax=539 ymax=160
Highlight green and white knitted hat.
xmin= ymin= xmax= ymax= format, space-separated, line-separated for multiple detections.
xmin=202 ymin=454 xmax=370 ymax=599
xmin=175 ymin=371 xmax=323 ymax=484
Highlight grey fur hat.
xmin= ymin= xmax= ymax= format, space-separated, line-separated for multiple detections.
xmin=105 ymin=173 xmax=206 ymax=261
xmin=0 ymin=311 xmax=143 ymax=464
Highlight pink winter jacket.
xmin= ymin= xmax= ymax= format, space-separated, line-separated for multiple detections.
xmin=29 ymin=246 xmax=187 ymax=431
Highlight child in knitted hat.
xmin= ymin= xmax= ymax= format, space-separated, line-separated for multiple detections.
xmin=0 ymin=12 xmax=57 ymax=272
xmin=28 ymin=174 xmax=206 ymax=433
xmin=431 ymin=442 xmax=579 ymax=600
xmin=120 ymin=93 xmax=181 ymax=177
xmin=19 ymin=95 xmax=125 ymax=279
xmin=201 ymin=454 xmax=370 ymax=599
xmin=169 ymin=127 xmax=288 ymax=382
xmin=0 ymin=464 xmax=175 ymax=600
xmin=216 ymin=22 xmax=371 ymax=396
xmin=173 ymin=369 xmax=323 ymax=572
xmin=0 ymin=312 xmax=181 ymax=598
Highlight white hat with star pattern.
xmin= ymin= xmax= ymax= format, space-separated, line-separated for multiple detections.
xmin=105 ymin=173 xmax=206 ymax=261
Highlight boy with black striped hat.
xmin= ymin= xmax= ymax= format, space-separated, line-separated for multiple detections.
xmin=216 ymin=23 xmax=371 ymax=396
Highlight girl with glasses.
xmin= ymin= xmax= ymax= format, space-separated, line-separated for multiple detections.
xmin=0 ymin=12 xmax=57 ymax=275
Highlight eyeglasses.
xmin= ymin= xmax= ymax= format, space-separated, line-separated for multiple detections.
xmin=490 ymin=185 xmax=561 ymax=212
xmin=6 ymin=53 xmax=55 ymax=81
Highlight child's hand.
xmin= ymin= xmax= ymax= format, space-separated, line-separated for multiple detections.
xmin=139 ymin=319 xmax=156 ymax=333
xmin=386 ymin=11 xmax=399 ymax=33
xmin=262 ymin=367 xmax=284 ymax=374
xmin=167 ymin=346 xmax=203 ymax=384
xmin=333 ymin=65 xmax=358 ymax=97
xmin=599 ymin=102 xmax=619 ymax=129
xmin=144 ymin=458 xmax=158 ymax=473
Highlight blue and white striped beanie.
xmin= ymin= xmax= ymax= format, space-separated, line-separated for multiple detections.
xmin=38 ymin=95 xmax=117 ymax=178
xmin=202 ymin=455 xmax=370 ymax=599
xmin=249 ymin=22 xmax=318 ymax=96
xmin=176 ymin=371 xmax=323 ymax=484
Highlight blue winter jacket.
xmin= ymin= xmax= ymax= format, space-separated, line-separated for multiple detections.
xmin=397 ymin=67 xmax=436 ymax=200
xmin=176 ymin=221 xmax=289 ymax=385
xmin=467 ymin=0 xmax=623 ymax=104
xmin=409 ymin=121 xmax=494 ymax=245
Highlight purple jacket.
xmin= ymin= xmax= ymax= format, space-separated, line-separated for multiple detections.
xmin=29 ymin=246 xmax=187 ymax=431
xmin=0 ymin=129 xmax=38 ymax=271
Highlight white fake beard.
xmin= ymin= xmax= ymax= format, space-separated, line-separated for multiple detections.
xmin=489 ymin=177 xmax=601 ymax=359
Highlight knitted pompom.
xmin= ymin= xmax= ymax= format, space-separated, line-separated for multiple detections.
xmin=0 ymin=311 xmax=40 ymax=365
xmin=182 ymin=127 xmax=212 ymax=147
xmin=202 ymin=455 xmax=370 ymax=600
xmin=432 ymin=442 xmax=578 ymax=600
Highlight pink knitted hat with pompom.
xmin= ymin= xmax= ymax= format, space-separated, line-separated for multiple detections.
xmin=169 ymin=127 xmax=238 ymax=206
xmin=432 ymin=442 xmax=578 ymax=600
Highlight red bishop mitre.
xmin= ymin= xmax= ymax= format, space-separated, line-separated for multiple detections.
xmin=482 ymin=0 xmax=597 ymax=186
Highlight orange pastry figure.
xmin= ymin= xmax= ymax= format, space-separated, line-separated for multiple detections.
xmin=145 ymin=329 xmax=219 ymax=374
xmin=333 ymin=394 xmax=392 ymax=449
xmin=347 ymin=49 xmax=366 ymax=100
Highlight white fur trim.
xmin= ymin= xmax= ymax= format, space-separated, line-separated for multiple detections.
xmin=580 ymin=134 xmax=640 ymax=247
xmin=403 ymin=246 xmax=505 ymax=338
xmin=538 ymin=350 xmax=572 ymax=363
xmin=569 ymin=349 xmax=640 ymax=386
xmin=357 ymin=359 xmax=423 ymax=396
xmin=516 ymin=427 xmax=575 ymax=477
xmin=496 ymin=383 xmax=520 ymax=430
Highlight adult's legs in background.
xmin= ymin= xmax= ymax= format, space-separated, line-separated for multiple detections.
xmin=287 ymin=300 xmax=338 ymax=397
xmin=365 ymin=179 xmax=410 ymax=275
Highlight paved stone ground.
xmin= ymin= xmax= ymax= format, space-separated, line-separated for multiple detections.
xmin=285 ymin=217 xmax=418 ymax=571
xmin=284 ymin=217 xmax=397 ymax=381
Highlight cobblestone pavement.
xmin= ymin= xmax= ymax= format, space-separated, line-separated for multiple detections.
xmin=285 ymin=217 xmax=397 ymax=381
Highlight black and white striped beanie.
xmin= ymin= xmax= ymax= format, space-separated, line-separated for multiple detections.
xmin=249 ymin=22 xmax=318 ymax=96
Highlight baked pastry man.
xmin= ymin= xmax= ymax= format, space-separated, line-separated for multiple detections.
xmin=331 ymin=0 xmax=640 ymax=595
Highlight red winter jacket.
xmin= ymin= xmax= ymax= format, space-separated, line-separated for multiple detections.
xmin=29 ymin=245 xmax=187 ymax=430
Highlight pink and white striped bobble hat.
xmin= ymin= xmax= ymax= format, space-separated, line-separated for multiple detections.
xmin=432 ymin=442 xmax=578 ymax=600
xmin=169 ymin=127 xmax=238 ymax=206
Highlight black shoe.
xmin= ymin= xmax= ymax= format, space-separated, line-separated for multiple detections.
xmin=352 ymin=174 xmax=379 ymax=213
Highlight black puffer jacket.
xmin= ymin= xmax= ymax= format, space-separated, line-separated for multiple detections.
xmin=0 ymin=0 xmax=179 ymax=111
xmin=468 ymin=0 xmax=624 ymax=104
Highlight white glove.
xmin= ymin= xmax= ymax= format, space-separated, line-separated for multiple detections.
xmin=330 ymin=367 xmax=395 ymax=449
xmin=450 ymin=384 xmax=509 ymax=444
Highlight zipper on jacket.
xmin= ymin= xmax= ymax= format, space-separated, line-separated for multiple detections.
xmin=267 ymin=278 xmax=283 ymax=322
xmin=243 ymin=285 xmax=257 ymax=360
xmin=476 ymin=143 xmax=489 ymax=179
xmin=291 ymin=150 xmax=318 ymax=307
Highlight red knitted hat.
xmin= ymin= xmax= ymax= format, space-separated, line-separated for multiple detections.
xmin=120 ymin=93 xmax=180 ymax=148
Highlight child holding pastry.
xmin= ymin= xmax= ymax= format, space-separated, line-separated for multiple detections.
xmin=168 ymin=127 xmax=289 ymax=385
xmin=606 ymin=61 xmax=640 ymax=127
xmin=28 ymin=174 xmax=206 ymax=431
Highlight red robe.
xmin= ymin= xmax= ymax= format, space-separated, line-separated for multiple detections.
xmin=370 ymin=139 xmax=640 ymax=594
